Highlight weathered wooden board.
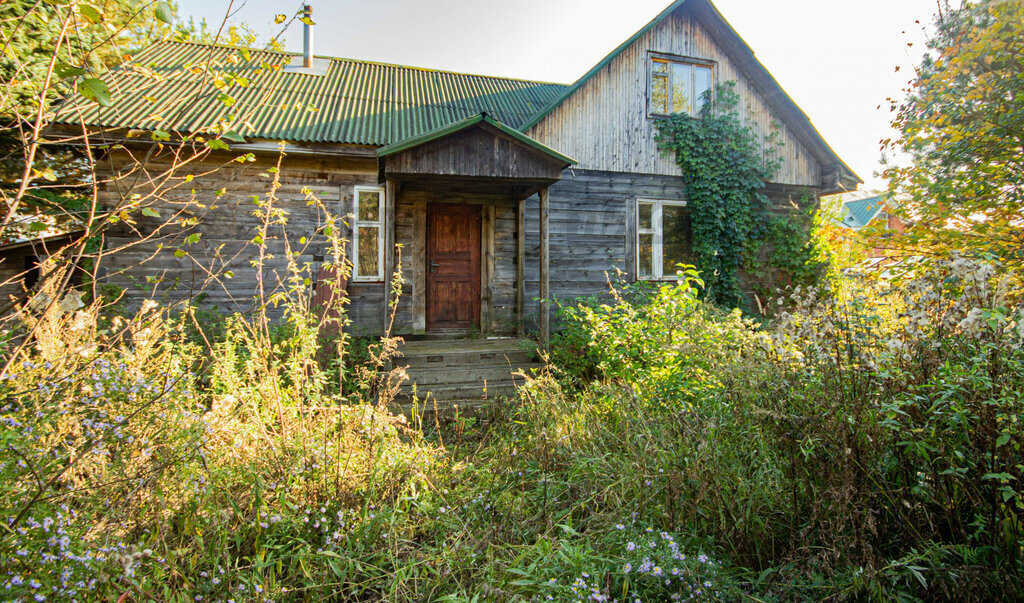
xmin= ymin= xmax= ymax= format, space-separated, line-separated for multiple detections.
xmin=526 ymin=7 xmax=823 ymax=187
xmin=96 ymin=150 xmax=384 ymax=332
xmin=385 ymin=125 xmax=565 ymax=181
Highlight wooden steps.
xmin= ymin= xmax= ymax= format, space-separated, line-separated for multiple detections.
xmin=390 ymin=338 xmax=543 ymax=407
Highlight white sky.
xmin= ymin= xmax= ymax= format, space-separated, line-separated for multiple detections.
xmin=175 ymin=0 xmax=939 ymax=191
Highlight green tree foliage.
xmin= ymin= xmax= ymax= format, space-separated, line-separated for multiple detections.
xmin=0 ymin=0 xmax=177 ymax=238
xmin=656 ymin=83 xmax=782 ymax=307
xmin=885 ymin=0 xmax=1024 ymax=267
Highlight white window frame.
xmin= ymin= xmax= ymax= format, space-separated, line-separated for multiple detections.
xmin=636 ymin=198 xmax=689 ymax=281
xmin=351 ymin=185 xmax=385 ymax=282
xmin=648 ymin=52 xmax=715 ymax=118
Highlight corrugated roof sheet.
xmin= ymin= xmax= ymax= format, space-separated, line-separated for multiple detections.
xmin=841 ymin=195 xmax=888 ymax=229
xmin=54 ymin=41 xmax=569 ymax=146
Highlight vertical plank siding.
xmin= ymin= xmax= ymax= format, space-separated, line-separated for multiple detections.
xmin=385 ymin=127 xmax=565 ymax=180
xmin=527 ymin=10 xmax=822 ymax=187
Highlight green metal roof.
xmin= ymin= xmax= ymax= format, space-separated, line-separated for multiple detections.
xmin=377 ymin=113 xmax=575 ymax=166
xmin=54 ymin=41 xmax=569 ymax=146
xmin=841 ymin=195 xmax=889 ymax=229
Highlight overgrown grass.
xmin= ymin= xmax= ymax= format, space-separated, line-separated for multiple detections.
xmin=3 ymin=255 xmax=1023 ymax=601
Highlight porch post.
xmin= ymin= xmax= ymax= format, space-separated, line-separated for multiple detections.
xmin=516 ymin=195 xmax=525 ymax=338
xmin=539 ymin=186 xmax=550 ymax=349
xmin=383 ymin=177 xmax=396 ymax=335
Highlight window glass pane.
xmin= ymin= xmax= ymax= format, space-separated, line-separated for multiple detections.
xmin=638 ymin=233 xmax=654 ymax=278
xmin=651 ymin=74 xmax=669 ymax=114
xmin=671 ymin=62 xmax=692 ymax=115
xmin=638 ymin=203 xmax=653 ymax=230
xmin=694 ymin=66 xmax=712 ymax=112
xmin=357 ymin=226 xmax=379 ymax=276
xmin=358 ymin=191 xmax=380 ymax=222
xmin=662 ymin=205 xmax=692 ymax=275
xmin=652 ymin=59 xmax=669 ymax=74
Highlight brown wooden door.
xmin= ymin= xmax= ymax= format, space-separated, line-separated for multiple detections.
xmin=426 ymin=203 xmax=481 ymax=331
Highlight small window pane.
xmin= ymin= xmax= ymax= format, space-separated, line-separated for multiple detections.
xmin=638 ymin=233 xmax=654 ymax=278
xmin=662 ymin=205 xmax=692 ymax=274
xmin=652 ymin=59 xmax=669 ymax=74
xmin=652 ymin=74 xmax=669 ymax=114
xmin=357 ymin=226 xmax=379 ymax=276
xmin=638 ymin=203 xmax=653 ymax=230
xmin=358 ymin=192 xmax=380 ymax=221
xmin=694 ymin=66 xmax=712 ymax=112
xmin=671 ymin=62 xmax=692 ymax=115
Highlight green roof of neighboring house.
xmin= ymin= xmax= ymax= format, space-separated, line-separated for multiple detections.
xmin=54 ymin=41 xmax=569 ymax=146
xmin=377 ymin=113 xmax=576 ymax=166
xmin=841 ymin=194 xmax=889 ymax=229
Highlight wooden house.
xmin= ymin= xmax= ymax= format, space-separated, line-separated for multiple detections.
xmin=55 ymin=0 xmax=859 ymax=400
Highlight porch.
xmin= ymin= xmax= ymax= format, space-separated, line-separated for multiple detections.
xmin=376 ymin=113 xmax=575 ymax=345
xmin=391 ymin=337 xmax=544 ymax=410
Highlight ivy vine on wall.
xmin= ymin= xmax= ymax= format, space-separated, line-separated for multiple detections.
xmin=655 ymin=82 xmax=783 ymax=308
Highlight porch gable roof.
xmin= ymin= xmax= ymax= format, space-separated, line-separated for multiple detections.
xmin=377 ymin=113 xmax=575 ymax=166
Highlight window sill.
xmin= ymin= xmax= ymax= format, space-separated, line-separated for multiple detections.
xmin=636 ymin=276 xmax=683 ymax=282
xmin=647 ymin=112 xmax=702 ymax=121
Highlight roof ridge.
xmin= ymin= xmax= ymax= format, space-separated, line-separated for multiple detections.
xmin=151 ymin=40 xmax=570 ymax=88
xmin=518 ymin=0 xmax=694 ymax=132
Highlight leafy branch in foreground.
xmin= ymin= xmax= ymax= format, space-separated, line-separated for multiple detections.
xmin=883 ymin=0 xmax=1024 ymax=267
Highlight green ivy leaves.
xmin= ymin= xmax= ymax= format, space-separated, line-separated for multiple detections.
xmin=656 ymin=82 xmax=781 ymax=308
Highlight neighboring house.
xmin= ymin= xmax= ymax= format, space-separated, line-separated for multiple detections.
xmin=838 ymin=194 xmax=907 ymax=260
xmin=839 ymin=194 xmax=902 ymax=233
xmin=54 ymin=0 xmax=861 ymax=344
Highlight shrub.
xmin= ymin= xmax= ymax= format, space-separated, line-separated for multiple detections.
xmin=536 ymin=254 xmax=1024 ymax=598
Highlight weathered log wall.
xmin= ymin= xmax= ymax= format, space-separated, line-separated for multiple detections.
xmin=96 ymin=149 xmax=812 ymax=336
xmin=96 ymin=150 xmax=383 ymax=330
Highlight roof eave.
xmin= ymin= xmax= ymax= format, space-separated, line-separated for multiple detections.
xmin=693 ymin=0 xmax=861 ymax=186
xmin=519 ymin=0 xmax=692 ymax=133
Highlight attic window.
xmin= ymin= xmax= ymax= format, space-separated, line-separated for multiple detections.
xmin=649 ymin=55 xmax=713 ymax=117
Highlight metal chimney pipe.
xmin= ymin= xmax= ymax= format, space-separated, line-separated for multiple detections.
xmin=302 ymin=5 xmax=313 ymax=68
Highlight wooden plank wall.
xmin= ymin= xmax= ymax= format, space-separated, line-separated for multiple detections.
xmin=517 ymin=168 xmax=689 ymax=329
xmin=95 ymin=152 xmax=815 ymax=338
xmin=0 ymin=248 xmax=33 ymax=302
xmin=385 ymin=127 xmax=565 ymax=181
xmin=526 ymin=9 xmax=822 ymax=187
xmin=96 ymin=151 xmax=387 ymax=334
xmin=392 ymin=185 xmax=518 ymax=336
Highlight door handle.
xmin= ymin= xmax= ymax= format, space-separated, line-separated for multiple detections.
xmin=429 ymin=261 xmax=440 ymax=273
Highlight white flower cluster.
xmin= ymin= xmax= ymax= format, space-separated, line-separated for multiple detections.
xmin=766 ymin=253 xmax=1023 ymax=370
